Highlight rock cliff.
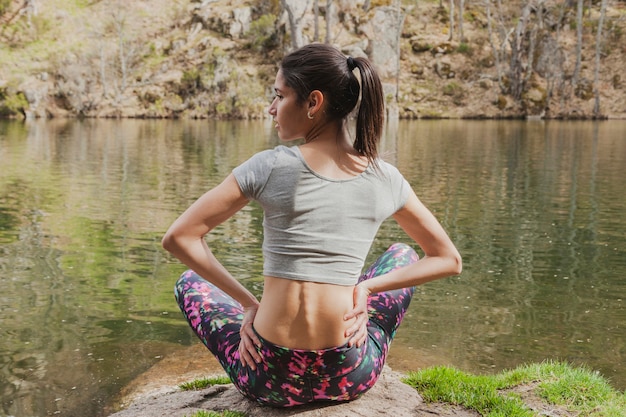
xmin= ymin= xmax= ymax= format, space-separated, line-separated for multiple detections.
xmin=1 ymin=0 xmax=625 ymax=120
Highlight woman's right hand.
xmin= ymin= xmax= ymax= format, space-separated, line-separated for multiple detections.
xmin=239 ymin=304 xmax=262 ymax=370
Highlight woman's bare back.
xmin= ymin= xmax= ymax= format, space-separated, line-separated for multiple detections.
xmin=254 ymin=276 xmax=357 ymax=349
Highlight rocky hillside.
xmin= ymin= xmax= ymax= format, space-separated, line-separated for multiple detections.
xmin=0 ymin=0 xmax=624 ymax=119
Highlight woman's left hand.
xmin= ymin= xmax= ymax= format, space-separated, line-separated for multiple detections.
xmin=344 ymin=284 xmax=370 ymax=347
xmin=239 ymin=304 xmax=262 ymax=370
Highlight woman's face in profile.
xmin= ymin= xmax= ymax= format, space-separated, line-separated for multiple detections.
xmin=268 ymin=70 xmax=309 ymax=141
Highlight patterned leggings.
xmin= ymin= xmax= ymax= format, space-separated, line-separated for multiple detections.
xmin=174 ymin=243 xmax=418 ymax=407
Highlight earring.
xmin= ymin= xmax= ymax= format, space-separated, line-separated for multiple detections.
xmin=307 ymin=110 xmax=314 ymax=120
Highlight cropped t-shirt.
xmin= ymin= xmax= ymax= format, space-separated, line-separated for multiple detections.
xmin=232 ymin=145 xmax=410 ymax=286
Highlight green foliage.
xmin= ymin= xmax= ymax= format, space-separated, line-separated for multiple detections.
xmin=179 ymin=69 xmax=203 ymax=97
xmin=246 ymin=14 xmax=278 ymax=52
xmin=456 ymin=42 xmax=472 ymax=55
xmin=185 ymin=411 xmax=245 ymax=417
xmin=179 ymin=375 xmax=231 ymax=391
xmin=215 ymin=99 xmax=233 ymax=117
xmin=403 ymin=361 xmax=626 ymax=417
xmin=442 ymin=82 xmax=465 ymax=105
xmin=0 ymin=88 xmax=28 ymax=118
xmin=0 ymin=0 xmax=11 ymax=17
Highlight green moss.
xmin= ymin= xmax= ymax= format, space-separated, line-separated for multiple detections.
xmin=442 ymin=82 xmax=465 ymax=106
xmin=180 ymin=69 xmax=203 ymax=97
xmin=0 ymin=0 xmax=12 ymax=17
xmin=456 ymin=42 xmax=472 ymax=55
xmin=0 ymin=89 xmax=28 ymax=118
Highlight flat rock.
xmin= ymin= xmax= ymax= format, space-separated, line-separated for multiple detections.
xmin=109 ymin=366 xmax=427 ymax=417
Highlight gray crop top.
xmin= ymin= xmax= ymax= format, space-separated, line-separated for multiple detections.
xmin=232 ymin=145 xmax=410 ymax=286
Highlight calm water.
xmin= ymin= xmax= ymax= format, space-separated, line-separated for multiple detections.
xmin=1 ymin=119 xmax=625 ymax=416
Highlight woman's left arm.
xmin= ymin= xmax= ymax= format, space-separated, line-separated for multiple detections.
xmin=365 ymin=188 xmax=462 ymax=293
xmin=344 ymin=188 xmax=462 ymax=346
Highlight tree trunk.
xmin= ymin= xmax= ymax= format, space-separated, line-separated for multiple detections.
xmin=99 ymin=41 xmax=108 ymax=98
xmin=394 ymin=0 xmax=405 ymax=104
xmin=448 ymin=0 xmax=455 ymax=41
xmin=458 ymin=0 xmax=465 ymax=42
xmin=485 ymin=1 xmax=503 ymax=92
xmin=281 ymin=0 xmax=308 ymax=49
xmin=314 ymin=0 xmax=319 ymax=42
xmin=593 ymin=0 xmax=607 ymax=117
xmin=573 ymin=0 xmax=584 ymax=86
xmin=325 ymin=0 xmax=332 ymax=43
xmin=509 ymin=2 xmax=532 ymax=100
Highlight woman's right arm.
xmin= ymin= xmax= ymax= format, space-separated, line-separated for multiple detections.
xmin=162 ymin=174 xmax=263 ymax=368
xmin=162 ymin=174 xmax=257 ymax=307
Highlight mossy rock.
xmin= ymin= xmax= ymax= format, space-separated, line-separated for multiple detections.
xmin=612 ymin=74 xmax=621 ymax=89
xmin=575 ymin=78 xmax=594 ymax=100
xmin=522 ymin=87 xmax=547 ymax=114
xmin=410 ymin=38 xmax=431 ymax=54
xmin=496 ymin=94 xmax=507 ymax=110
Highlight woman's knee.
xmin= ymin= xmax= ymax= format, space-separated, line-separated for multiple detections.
xmin=386 ymin=242 xmax=419 ymax=263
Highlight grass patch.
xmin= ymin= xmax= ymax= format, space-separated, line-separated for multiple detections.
xmin=185 ymin=411 xmax=245 ymax=417
xmin=403 ymin=361 xmax=626 ymax=417
xmin=179 ymin=375 xmax=231 ymax=391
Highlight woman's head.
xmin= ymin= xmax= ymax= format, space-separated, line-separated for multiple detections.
xmin=278 ymin=43 xmax=385 ymax=162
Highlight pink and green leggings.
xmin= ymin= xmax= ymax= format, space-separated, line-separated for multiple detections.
xmin=174 ymin=243 xmax=418 ymax=407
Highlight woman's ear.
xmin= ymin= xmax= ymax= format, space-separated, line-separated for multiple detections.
xmin=307 ymin=90 xmax=324 ymax=118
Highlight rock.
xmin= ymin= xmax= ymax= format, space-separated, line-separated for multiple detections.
xmin=575 ymin=78 xmax=594 ymax=100
xmin=410 ymin=37 xmax=431 ymax=54
xmin=433 ymin=59 xmax=455 ymax=79
xmin=359 ymin=6 xmax=403 ymax=78
xmin=522 ymin=86 xmax=547 ymax=115
xmin=107 ymin=366 xmax=424 ymax=417
xmin=430 ymin=42 xmax=456 ymax=55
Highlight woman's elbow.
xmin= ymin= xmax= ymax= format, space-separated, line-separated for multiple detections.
xmin=450 ymin=251 xmax=462 ymax=275
xmin=161 ymin=229 xmax=181 ymax=254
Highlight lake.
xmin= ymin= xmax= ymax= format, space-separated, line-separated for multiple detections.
xmin=1 ymin=118 xmax=624 ymax=417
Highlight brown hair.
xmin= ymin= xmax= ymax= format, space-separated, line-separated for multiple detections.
xmin=279 ymin=43 xmax=385 ymax=163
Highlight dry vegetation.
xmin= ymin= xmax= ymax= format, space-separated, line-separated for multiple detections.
xmin=0 ymin=0 xmax=625 ymax=119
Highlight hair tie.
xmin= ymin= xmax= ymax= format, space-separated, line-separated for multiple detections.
xmin=347 ymin=56 xmax=356 ymax=71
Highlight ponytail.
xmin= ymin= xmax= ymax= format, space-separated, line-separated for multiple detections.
xmin=351 ymin=57 xmax=385 ymax=164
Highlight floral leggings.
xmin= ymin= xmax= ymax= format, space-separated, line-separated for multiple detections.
xmin=174 ymin=243 xmax=418 ymax=407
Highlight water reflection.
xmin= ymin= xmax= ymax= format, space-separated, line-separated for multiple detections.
xmin=0 ymin=119 xmax=624 ymax=417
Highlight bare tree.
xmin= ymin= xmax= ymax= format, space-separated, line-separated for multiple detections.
xmin=281 ymin=0 xmax=309 ymax=49
xmin=394 ymin=0 xmax=405 ymax=103
xmin=448 ymin=0 xmax=455 ymax=41
xmin=325 ymin=0 xmax=332 ymax=43
xmin=313 ymin=0 xmax=319 ymax=42
xmin=593 ymin=0 xmax=607 ymax=117
xmin=458 ymin=0 xmax=465 ymax=42
xmin=485 ymin=0 xmax=513 ymax=93
xmin=572 ymin=0 xmax=584 ymax=86
xmin=509 ymin=2 xmax=532 ymax=100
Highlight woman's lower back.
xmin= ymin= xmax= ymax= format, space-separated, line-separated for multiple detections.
xmin=253 ymin=276 xmax=357 ymax=350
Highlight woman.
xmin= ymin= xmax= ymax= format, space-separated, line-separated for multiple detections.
xmin=162 ymin=43 xmax=461 ymax=407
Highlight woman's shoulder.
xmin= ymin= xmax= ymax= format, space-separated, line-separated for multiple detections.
xmin=373 ymin=158 xmax=405 ymax=179
xmin=251 ymin=145 xmax=299 ymax=161
xmin=239 ymin=145 xmax=297 ymax=167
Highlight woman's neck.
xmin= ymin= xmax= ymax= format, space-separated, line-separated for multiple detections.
xmin=299 ymin=122 xmax=368 ymax=179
